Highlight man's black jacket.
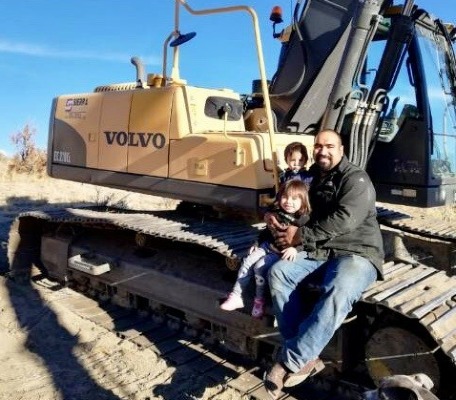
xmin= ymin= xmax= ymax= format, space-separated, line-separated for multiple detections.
xmin=301 ymin=155 xmax=385 ymax=278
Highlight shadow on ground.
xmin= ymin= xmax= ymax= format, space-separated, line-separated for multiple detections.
xmin=0 ymin=199 xmax=122 ymax=399
xmin=0 ymin=198 xmax=253 ymax=400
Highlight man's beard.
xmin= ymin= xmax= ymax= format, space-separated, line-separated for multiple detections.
xmin=316 ymin=156 xmax=331 ymax=171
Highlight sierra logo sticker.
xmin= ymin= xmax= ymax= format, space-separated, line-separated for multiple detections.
xmin=65 ymin=97 xmax=88 ymax=111
xmin=104 ymin=131 xmax=166 ymax=149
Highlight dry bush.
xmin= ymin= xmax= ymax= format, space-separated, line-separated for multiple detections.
xmin=8 ymin=124 xmax=47 ymax=177
xmin=93 ymin=188 xmax=129 ymax=209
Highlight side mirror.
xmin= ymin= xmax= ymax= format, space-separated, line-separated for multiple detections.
xmin=170 ymin=31 xmax=197 ymax=47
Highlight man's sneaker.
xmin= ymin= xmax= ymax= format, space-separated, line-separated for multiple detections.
xmin=283 ymin=358 xmax=325 ymax=387
xmin=220 ymin=293 xmax=244 ymax=311
xmin=263 ymin=362 xmax=288 ymax=400
xmin=251 ymin=297 xmax=265 ymax=319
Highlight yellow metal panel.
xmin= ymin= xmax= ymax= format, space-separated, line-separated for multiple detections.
xmin=183 ymin=86 xmax=245 ymax=134
xmin=127 ymin=89 xmax=174 ymax=177
xmin=53 ymin=93 xmax=103 ymax=168
xmin=98 ymin=91 xmax=132 ymax=172
xmin=169 ymin=86 xmax=245 ymax=139
xmin=169 ymin=133 xmax=273 ymax=189
xmin=169 ymin=87 xmax=191 ymax=140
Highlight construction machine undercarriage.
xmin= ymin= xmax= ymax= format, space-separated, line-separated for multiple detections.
xmin=8 ymin=204 xmax=456 ymax=399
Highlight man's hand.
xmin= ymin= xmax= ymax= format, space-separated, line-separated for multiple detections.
xmin=275 ymin=224 xmax=301 ymax=248
xmin=264 ymin=212 xmax=286 ymax=232
xmin=264 ymin=212 xmax=302 ymax=248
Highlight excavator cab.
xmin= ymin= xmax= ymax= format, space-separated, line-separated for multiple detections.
xmin=366 ymin=6 xmax=456 ymax=206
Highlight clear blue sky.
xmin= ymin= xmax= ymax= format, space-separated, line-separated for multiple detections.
xmin=0 ymin=0 xmax=454 ymax=155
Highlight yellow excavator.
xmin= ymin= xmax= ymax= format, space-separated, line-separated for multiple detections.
xmin=9 ymin=0 xmax=456 ymax=398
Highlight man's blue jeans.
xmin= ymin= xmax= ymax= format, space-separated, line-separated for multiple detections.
xmin=268 ymin=252 xmax=377 ymax=373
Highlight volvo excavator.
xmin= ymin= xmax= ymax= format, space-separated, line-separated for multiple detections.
xmin=8 ymin=0 xmax=456 ymax=398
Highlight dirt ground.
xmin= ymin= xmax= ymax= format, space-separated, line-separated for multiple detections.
xmin=0 ymin=166 xmax=246 ymax=400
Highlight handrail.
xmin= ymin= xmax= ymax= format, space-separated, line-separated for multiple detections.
xmin=175 ymin=0 xmax=280 ymax=191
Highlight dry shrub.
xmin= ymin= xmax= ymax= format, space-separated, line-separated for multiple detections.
xmin=8 ymin=124 xmax=47 ymax=177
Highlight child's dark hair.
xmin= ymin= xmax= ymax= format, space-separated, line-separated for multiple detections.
xmin=284 ymin=142 xmax=309 ymax=165
xmin=276 ymin=179 xmax=311 ymax=215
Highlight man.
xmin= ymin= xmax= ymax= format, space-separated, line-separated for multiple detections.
xmin=264 ymin=129 xmax=384 ymax=399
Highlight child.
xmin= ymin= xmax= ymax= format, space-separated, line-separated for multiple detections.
xmin=220 ymin=180 xmax=311 ymax=319
xmin=279 ymin=142 xmax=312 ymax=186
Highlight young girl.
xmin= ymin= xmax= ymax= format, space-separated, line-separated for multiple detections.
xmin=220 ymin=179 xmax=311 ymax=318
xmin=279 ymin=141 xmax=312 ymax=186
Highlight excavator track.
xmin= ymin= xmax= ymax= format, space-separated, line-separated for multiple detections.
xmin=376 ymin=205 xmax=456 ymax=273
xmin=10 ymin=205 xmax=456 ymax=267
xmin=9 ymin=207 xmax=263 ymax=263
xmin=7 ymin=205 xmax=456 ymax=398
xmin=24 ymin=276 xmax=364 ymax=400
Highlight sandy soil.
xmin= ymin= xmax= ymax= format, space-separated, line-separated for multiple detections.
xmin=0 ymin=166 xmax=245 ymax=400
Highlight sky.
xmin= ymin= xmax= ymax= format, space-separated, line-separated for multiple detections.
xmin=1 ymin=0 xmax=455 ymax=156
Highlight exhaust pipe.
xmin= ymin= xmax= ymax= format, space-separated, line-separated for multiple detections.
xmin=131 ymin=57 xmax=146 ymax=88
